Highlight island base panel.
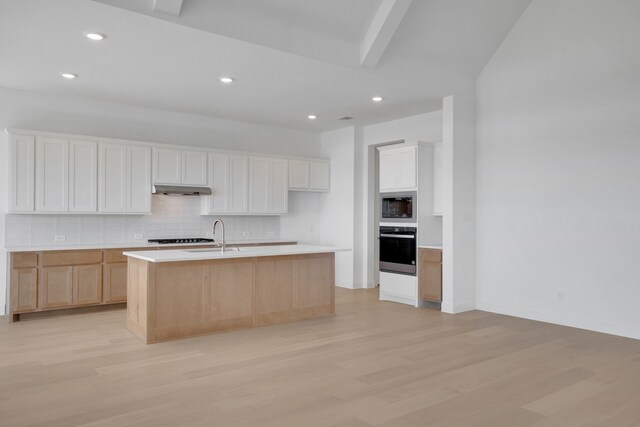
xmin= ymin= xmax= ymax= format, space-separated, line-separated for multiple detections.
xmin=127 ymin=253 xmax=335 ymax=343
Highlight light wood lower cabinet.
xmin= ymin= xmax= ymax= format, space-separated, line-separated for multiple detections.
xmin=103 ymin=262 xmax=128 ymax=303
xmin=8 ymin=242 xmax=299 ymax=321
xmin=419 ymin=248 xmax=443 ymax=302
xmin=39 ymin=266 xmax=74 ymax=309
xmin=73 ymin=264 xmax=102 ymax=305
xmin=10 ymin=268 xmax=38 ymax=312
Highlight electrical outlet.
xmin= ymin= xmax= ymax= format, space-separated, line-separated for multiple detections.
xmin=54 ymin=234 xmax=66 ymax=242
xmin=556 ymin=291 xmax=565 ymax=302
xmin=134 ymin=233 xmax=144 ymax=240
xmin=242 ymin=231 xmax=250 ymax=237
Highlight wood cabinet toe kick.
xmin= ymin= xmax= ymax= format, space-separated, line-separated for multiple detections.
xmin=127 ymin=253 xmax=336 ymax=344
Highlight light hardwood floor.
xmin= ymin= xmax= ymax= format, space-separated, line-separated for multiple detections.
xmin=1 ymin=288 xmax=640 ymax=426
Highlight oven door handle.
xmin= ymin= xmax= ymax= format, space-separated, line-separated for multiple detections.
xmin=379 ymin=234 xmax=415 ymax=239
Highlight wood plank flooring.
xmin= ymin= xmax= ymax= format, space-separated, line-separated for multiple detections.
xmin=1 ymin=288 xmax=640 ymax=426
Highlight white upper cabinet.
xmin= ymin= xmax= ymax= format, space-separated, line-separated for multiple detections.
xmin=153 ymin=148 xmax=207 ymax=185
xmin=433 ymin=143 xmax=443 ymax=216
xmin=309 ymin=161 xmax=330 ymax=191
xmin=153 ymin=148 xmax=181 ymax=184
xmin=99 ymin=143 xmax=127 ymax=213
xmin=289 ymin=160 xmax=310 ymax=189
xmin=288 ymin=159 xmax=330 ymax=191
xmin=249 ymin=157 xmax=288 ymax=214
xmin=127 ymin=145 xmax=152 ymax=213
xmin=99 ymin=143 xmax=151 ymax=214
xmin=69 ymin=140 xmax=98 ymax=213
xmin=269 ymin=158 xmax=288 ymax=214
xmin=36 ymin=137 xmax=69 ymax=212
xmin=182 ymin=150 xmax=208 ymax=185
xmin=8 ymin=134 xmax=35 ymax=213
xmin=202 ymin=153 xmax=248 ymax=215
xmin=378 ymin=143 xmax=417 ymax=192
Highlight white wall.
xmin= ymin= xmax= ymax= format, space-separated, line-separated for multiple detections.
xmin=358 ymin=111 xmax=443 ymax=288
xmin=318 ymin=127 xmax=356 ymax=288
xmin=441 ymin=92 xmax=477 ymax=314
xmin=281 ymin=126 xmax=356 ymax=287
xmin=476 ymin=0 xmax=640 ymax=339
xmin=0 ymin=86 xmax=321 ymax=315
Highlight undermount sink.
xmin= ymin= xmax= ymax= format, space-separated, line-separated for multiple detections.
xmin=183 ymin=246 xmax=241 ymax=253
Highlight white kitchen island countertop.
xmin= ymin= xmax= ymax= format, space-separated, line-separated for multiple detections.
xmin=124 ymin=244 xmax=349 ymax=263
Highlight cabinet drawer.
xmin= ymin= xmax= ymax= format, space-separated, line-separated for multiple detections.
xmin=41 ymin=250 xmax=103 ymax=267
xmin=12 ymin=253 xmax=38 ymax=268
xmin=420 ymin=248 xmax=442 ymax=262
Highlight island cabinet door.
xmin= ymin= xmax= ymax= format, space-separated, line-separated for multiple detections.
xmin=255 ymin=253 xmax=334 ymax=326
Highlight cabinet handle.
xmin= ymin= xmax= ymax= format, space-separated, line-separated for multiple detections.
xmin=379 ymin=234 xmax=415 ymax=239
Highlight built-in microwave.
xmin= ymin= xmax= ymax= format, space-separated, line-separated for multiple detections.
xmin=380 ymin=192 xmax=416 ymax=223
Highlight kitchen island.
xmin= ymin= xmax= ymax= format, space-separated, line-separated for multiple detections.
xmin=124 ymin=245 xmax=341 ymax=343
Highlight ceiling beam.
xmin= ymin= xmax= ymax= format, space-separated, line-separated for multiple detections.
xmin=360 ymin=0 xmax=413 ymax=68
xmin=153 ymin=0 xmax=184 ymax=16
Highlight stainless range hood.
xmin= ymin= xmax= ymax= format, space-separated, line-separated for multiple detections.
xmin=152 ymin=184 xmax=212 ymax=196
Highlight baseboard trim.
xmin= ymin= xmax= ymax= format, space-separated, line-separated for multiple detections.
xmin=477 ymin=301 xmax=640 ymax=341
xmin=379 ymin=291 xmax=416 ymax=307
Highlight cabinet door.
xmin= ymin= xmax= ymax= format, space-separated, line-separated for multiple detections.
xmin=228 ymin=155 xmax=249 ymax=213
xmin=153 ymin=148 xmax=182 ymax=184
xmin=204 ymin=154 xmax=248 ymax=214
xmin=182 ymin=151 xmax=208 ymax=185
xmin=103 ymin=262 xmax=127 ymax=303
xmin=205 ymin=153 xmax=230 ymax=213
xmin=127 ymin=145 xmax=152 ymax=213
xmin=39 ymin=266 xmax=73 ymax=309
xmin=69 ymin=140 xmax=98 ymax=212
xmin=270 ymin=158 xmax=288 ymax=214
xmin=249 ymin=157 xmax=270 ymax=214
xmin=10 ymin=268 xmax=38 ymax=313
xmin=36 ymin=137 xmax=69 ymax=212
xmin=378 ymin=150 xmax=397 ymax=191
xmin=433 ymin=143 xmax=443 ymax=216
xmin=289 ymin=160 xmax=309 ymax=189
xmin=419 ymin=249 xmax=442 ymax=302
xmin=99 ymin=143 xmax=127 ymax=213
xmin=73 ymin=264 xmax=102 ymax=305
xmin=396 ymin=146 xmax=417 ymax=189
xmin=309 ymin=161 xmax=330 ymax=191
xmin=8 ymin=134 xmax=35 ymax=212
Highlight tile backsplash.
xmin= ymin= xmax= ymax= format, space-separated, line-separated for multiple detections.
xmin=4 ymin=195 xmax=280 ymax=247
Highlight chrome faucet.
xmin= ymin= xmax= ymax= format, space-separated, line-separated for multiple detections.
xmin=212 ymin=219 xmax=226 ymax=252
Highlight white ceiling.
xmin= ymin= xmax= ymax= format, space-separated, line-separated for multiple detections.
xmin=0 ymin=0 xmax=532 ymax=131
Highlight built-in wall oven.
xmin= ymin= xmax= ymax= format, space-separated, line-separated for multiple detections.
xmin=379 ymin=226 xmax=417 ymax=275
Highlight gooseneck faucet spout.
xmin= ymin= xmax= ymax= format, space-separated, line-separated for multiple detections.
xmin=212 ymin=219 xmax=226 ymax=252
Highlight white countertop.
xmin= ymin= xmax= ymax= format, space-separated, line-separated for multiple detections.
xmin=124 ymin=244 xmax=348 ymax=263
xmin=3 ymin=239 xmax=297 ymax=253
xmin=419 ymin=245 xmax=443 ymax=250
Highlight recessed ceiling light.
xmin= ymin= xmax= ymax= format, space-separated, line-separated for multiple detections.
xmin=219 ymin=76 xmax=235 ymax=84
xmin=61 ymin=73 xmax=78 ymax=79
xmin=308 ymin=115 xmax=317 ymax=120
xmin=84 ymin=32 xmax=106 ymax=41
xmin=372 ymin=96 xmax=384 ymax=102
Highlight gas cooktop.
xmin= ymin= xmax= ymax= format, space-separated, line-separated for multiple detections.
xmin=147 ymin=238 xmax=215 ymax=245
